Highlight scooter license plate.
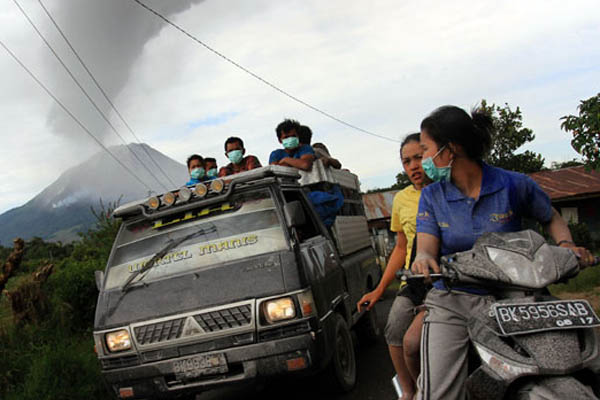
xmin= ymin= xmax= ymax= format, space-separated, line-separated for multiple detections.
xmin=493 ymin=300 xmax=600 ymax=336
xmin=172 ymin=353 xmax=228 ymax=380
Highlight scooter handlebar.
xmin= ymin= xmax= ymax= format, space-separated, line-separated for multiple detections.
xmin=396 ymin=269 xmax=443 ymax=282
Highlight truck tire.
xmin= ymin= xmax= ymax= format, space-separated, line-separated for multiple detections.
xmin=355 ymin=306 xmax=381 ymax=345
xmin=512 ymin=376 xmax=598 ymax=400
xmin=322 ymin=313 xmax=356 ymax=393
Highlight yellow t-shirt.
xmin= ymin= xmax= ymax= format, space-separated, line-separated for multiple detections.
xmin=390 ymin=185 xmax=421 ymax=270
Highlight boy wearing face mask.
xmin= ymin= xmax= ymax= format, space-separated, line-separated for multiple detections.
xmin=185 ymin=154 xmax=205 ymax=186
xmin=218 ymin=137 xmax=262 ymax=177
xmin=269 ymin=119 xmax=315 ymax=171
xmin=203 ymin=157 xmax=218 ymax=180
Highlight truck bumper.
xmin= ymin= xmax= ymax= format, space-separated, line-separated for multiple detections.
xmin=102 ymin=332 xmax=321 ymax=399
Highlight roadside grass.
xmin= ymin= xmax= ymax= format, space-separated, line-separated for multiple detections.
xmin=549 ymin=265 xmax=600 ymax=314
xmin=550 ymin=264 xmax=600 ymax=294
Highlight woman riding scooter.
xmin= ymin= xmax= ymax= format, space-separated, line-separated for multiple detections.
xmin=411 ymin=105 xmax=594 ymax=400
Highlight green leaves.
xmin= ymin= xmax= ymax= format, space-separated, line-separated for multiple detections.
xmin=560 ymin=93 xmax=600 ymax=171
xmin=479 ymin=99 xmax=545 ymax=173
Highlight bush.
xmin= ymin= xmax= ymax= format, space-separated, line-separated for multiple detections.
xmin=568 ymin=221 xmax=595 ymax=250
xmin=48 ymin=258 xmax=103 ymax=331
xmin=9 ymin=335 xmax=110 ymax=400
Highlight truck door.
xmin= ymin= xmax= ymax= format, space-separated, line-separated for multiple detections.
xmin=282 ymin=190 xmax=345 ymax=319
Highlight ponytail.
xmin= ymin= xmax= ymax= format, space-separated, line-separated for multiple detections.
xmin=421 ymin=105 xmax=494 ymax=161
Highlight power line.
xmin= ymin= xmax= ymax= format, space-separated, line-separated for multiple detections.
xmin=38 ymin=0 xmax=178 ymax=189
xmin=0 ymin=39 xmax=154 ymax=193
xmin=131 ymin=0 xmax=400 ymax=144
xmin=12 ymin=0 xmax=169 ymax=192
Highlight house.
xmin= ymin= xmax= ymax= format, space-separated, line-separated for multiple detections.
xmin=529 ymin=166 xmax=600 ymax=238
xmin=362 ymin=190 xmax=399 ymax=265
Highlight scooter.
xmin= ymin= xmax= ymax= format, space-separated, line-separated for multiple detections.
xmin=398 ymin=230 xmax=600 ymax=400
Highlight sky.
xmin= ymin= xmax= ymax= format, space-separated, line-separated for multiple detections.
xmin=0 ymin=0 xmax=598 ymax=215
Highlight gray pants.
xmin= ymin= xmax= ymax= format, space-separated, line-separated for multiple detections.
xmin=417 ymin=289 xmax=494 ymax=400
xmin=384 ymin=295 xmax=416 ymax=346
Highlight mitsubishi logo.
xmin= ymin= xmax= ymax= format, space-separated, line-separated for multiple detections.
xmin=181 ymin=317 xmax=204 ymax=337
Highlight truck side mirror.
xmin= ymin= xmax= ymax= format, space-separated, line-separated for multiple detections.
xmin=284 ymin=201 xmax=306 ymax=228
xmin=95 ymin=270 xmax=105 ymax=291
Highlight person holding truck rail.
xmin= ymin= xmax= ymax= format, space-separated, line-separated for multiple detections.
xmin=357 ymin=133 xmax=429 ymax=400
xmin=269 ymin=119 xmax=315 ymax=171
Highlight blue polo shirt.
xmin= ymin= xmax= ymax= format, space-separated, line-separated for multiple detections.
xmin=269 ymin=144 xmax=315 ymax=164
xmin=416 ymin=163 xmax=553 ymax=291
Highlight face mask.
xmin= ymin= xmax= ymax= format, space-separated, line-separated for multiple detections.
xmin=227 ymin=150 xmax=244 ymax=164
xmin=421 ymin=146 xmax=452 ymax=182
xmin=207 ymin=168 xmax=218 ymax=178
xmin=190 ymin=168 xmax=205 ymax=180
xmin=282 ymin=136 xmax=300 ymax=150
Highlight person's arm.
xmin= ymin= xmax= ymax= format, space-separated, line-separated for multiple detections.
xmin=357 ymin=231 xmax=408 ymax=311
xmin=543 ymin=207 xmax=594 ymax=265
xmin=411 ymin=232 xmax=441 ymax=282
xmin=248 ymin=156 xmax=262 ymax=169
xmin=278 ymin=154 xmax=315 ymax=170
xmin=217 ymin=166 xmax=228 ymax=177
xmin=322 ymin=156 xmax=342 ymax=169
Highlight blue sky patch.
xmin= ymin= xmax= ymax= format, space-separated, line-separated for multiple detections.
xmin=186 ymin=112 xmax=240 ymax=130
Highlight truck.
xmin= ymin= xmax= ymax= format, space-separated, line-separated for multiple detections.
xmin=92 ymin=161 xmax=382 ymax=399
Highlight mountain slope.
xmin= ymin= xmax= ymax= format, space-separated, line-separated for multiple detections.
xmin=0 ymin=143 xmax=189 ymax=245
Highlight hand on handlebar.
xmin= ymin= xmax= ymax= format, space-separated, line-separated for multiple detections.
xmin=571 ymin=246 xmax=597 ymax=268
xmin=411 ymin=253 xmax=441 ymax=284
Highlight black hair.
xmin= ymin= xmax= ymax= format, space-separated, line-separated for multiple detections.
xmin=204 ymin=157 xmax=217 ymax=164
xmin=420 ymin=105 xmax=493 ymax=161
xmin=400 ymin=132 xmax=420 ymax=156
xmin=224 ymin=136 xmax=244 ymax=151
xmin=275 ymin=119 xmax=302 ymax=139
xmin=313 ymin=142 xmax=329 ymax=153
xmin=298 ymin=125 xmax=313 ymax=145
xmin=186 ymin=154 xmax=203 ymax=169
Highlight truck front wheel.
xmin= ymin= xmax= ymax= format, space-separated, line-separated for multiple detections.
xmin=322 ymin=313 xmax=356 ymax=393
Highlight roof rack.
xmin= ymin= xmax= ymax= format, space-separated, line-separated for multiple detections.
xmin=112 ymin=166 xmax=301 ymax=219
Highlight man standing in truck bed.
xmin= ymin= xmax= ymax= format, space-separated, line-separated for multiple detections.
xmin=218 ymin=136 xmax=262 ymax=177
xmin=269 ymin=119 xmax=315 ymax=171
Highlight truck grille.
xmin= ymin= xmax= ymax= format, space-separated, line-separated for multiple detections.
xmin=134 ymin=317 xmax=186 ymax=345
xmin=134 ymin=304 xmax=253 ymax=346
xmin=193 ymin=304 xmax=252 ymax=332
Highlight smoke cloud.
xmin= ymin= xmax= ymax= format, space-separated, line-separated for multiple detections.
xmin=42 ymin=0 xmax=204 ymax=144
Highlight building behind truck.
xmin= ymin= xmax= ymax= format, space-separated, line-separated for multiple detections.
xmin=93 ymin=161 xmax=381 ymax=399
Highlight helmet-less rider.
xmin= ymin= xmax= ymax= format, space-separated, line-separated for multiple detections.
xmin=411 ymin=105 xmax=594 ymax=400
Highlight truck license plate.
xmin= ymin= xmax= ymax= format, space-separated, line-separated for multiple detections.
xmin=494 ymin=300 xmax=600 ymax=336
xmin=172 ymin=353 xmax=228 ymax=380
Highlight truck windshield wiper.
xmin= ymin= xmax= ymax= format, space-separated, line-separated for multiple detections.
xmin=120 ymin=224 xmax=217 ymax=293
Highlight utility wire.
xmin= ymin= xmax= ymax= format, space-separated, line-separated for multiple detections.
xmin=131 ymin=0 xmax=400 ymax=144
xmin=38 ymin=0 xmax=178 ymax=188
xmin=0 ymin=39 xmax=153 ymax=193
xmin=12 ymin=0 xmax=169 ymax=191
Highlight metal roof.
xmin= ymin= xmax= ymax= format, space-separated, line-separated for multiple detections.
xmin=362 ymin=190 xmax=398 ymax=221
xmin=529 ymin=166 xmax=600 ymax=201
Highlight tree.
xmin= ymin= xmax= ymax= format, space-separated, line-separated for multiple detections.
xmin=560 ymin=93 xmax=600 ymax=171
xmin=478 ymin=100 xmax=545 ymax=173
xmin=550 ymin=158 xmax=583 ymax=170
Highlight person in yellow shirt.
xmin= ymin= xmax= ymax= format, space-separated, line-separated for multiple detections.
xmin=357 ymin=133 xmax=428 ymax=400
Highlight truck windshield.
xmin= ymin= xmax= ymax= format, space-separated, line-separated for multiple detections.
xmin=104 ymin=190 xmax=288 ymax=290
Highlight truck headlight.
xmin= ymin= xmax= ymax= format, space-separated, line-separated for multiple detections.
xmin=263 ymin=297 xmax=296 ymax=323
xmin=105 ymin=329 xmax=132 ymax=353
